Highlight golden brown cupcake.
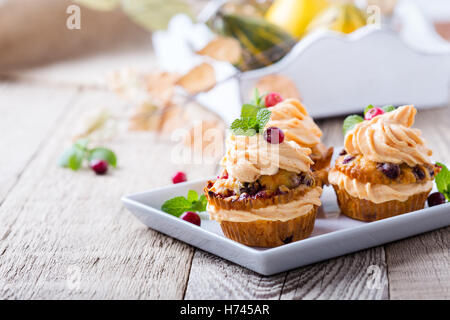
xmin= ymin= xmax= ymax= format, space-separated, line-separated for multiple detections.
xmin=204 ymin=95 xmax=324 ymax=247
xmin=329 ymin=105 xmax=440 ymax=222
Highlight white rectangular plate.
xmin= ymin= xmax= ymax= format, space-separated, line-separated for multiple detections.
xmin=122 ymin=178 xmax=450 ymax=275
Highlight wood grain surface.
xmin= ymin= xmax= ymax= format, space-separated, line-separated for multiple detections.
xmin=0 ymin=86 xmax=215 ymax=299
xmin=0 ymin=72 xmax=448 ymax=300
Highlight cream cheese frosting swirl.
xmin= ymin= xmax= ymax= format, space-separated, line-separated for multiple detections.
xmin=267 ymin=99 xmax=322 ymax=147
xmin=221 ymin=134 xmax=313 ymax=183
xmin=344 ymin=105 xmax=432 ymax=166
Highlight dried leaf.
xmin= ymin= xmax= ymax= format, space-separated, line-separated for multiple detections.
xmin=176 ymin=63 xmax=216 ymax=94
xmin=197 ymin=37 xmax=242 ymax=65
xmin=129 ymin=102 xmax=160 ymax=131
xmin=254 ymin=74 xmax=302 ymax=101
xmin=145 ymin=72 xmax=180 ymax=107
xmin=73 ymin=108 xmax=111 ymax=140
xmin=178 ymin=64 xmax=216 ymax=94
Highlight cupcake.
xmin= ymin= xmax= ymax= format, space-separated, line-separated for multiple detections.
xmin=265 ymin=97 xmax=333 ymax=185
xmin=204 ymin=93 xmax=324 ymax=247
xmin=329 ymin=105 xmax=440 ymax=222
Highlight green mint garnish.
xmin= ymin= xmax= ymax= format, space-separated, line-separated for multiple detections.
xmin=231 ymin=89 xmax=271 ymax=136
xmin=256 ymin=108 xmax=271 ymax=129
xmin=382 ymin=105 xmax=396 ymax=112
xmin=59 ymin=146 xmax=84 ymax=171
xmin=161 ymin=190 xmax=207 ymax=217
xmin=343 ymin=115 xmax=364 ymax=135
xmin=88 ymin=147 xmax=117 ymax=168
xmin=435 ymin=162 xmax=450 ymax=201
xmin=59 ymin=139 xmax=117 ymax=171
xmin=364 ymin=104 xmax=374 ymax=115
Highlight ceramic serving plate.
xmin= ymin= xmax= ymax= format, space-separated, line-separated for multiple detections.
xmin=122 ymin=178 xmax=450 ymax=275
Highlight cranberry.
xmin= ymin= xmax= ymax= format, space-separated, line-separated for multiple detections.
xmin=172 ymin=171 xmax=187 ymax=184
xmin=427 ymin=192 xmax=446 ymax=207
xmin=90 ymin=159 xmax=108 ymax=175
xmin=339 ymin=149 xmax=347 ymax=156
xmin=342 ymin=155 xmax=355 ymax=164
xmin=365 ymin=107 xmax=385 ymax=120
xmin=377 ymin=163 xmax=400 ymax=179
xmin=264 ymin=92 xmax=283 ymax=108
xmin=221 ymin=172 xmax=228 ymax=179
xmin=264 ymin=127 xmax=285 ymax=144
xmin=180 ymin=211 xmax=201 ymax=226
xmin=413 ymin=166 xmax=425 ymax=181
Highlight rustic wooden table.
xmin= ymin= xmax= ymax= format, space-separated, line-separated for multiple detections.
xmin=0 ymin=49 xmax=449 ymax=300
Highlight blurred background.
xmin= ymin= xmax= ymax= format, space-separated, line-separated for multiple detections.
xmin=1 ymin=0 xmax=448 ymax=77
xmin=1 ymin=0 xmax=449 ymax=155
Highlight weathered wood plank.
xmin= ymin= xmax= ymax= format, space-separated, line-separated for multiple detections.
xmin=0 ymin=87 xmax=217 ymax=299
xmin=185 ymin=117 xmax=388 ymax=300
xmin=385 ymin=106 xmax=450 ymax=300
xmin=280 ymin=249 xmax=388 ymax=300
xmin=0 ymin=82 xmax=78 ymax=203
xmin=185 ymin=250 xmax=285 ymax=300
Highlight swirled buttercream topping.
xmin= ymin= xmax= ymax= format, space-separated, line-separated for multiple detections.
xmin=267 ymin=99 xmax=322 ymax=147
xmin=344 ymin=105 xmax=432 ymax=166
xmin=207 ymin=187 xmax=322 ymax=222
xmin=328 ymin=169 xmax=432 ymax=203
xmin=220 ymin=134 xmax=313 ymax=183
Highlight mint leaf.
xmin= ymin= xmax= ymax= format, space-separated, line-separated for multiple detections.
xmin=256 ymin=108 xmax=271 ymax=130
xmin=192 ymin=194 xmax=207 ymax=212
xmin=435 ymin=162 xmax=450 ymax=201
xmin=59 ymin=147 xmax=84 ymax=171
xmin=187 ymin=190 xmax=199 ymax=203
xmin=162 ymin=190 xmax=207 ymax=216
xmin=343 ymin=115 xmax=364 ymax=135
xmin=161 ymin=196 xmax=192 ymax=217
xmin=241 ymin=104 xmax=260 ymax=118
xmin=382 ymin=105 xmax=395 ymax=112
xmin=88 ymin=147 xmax=117 ymax=167
xmin=231 ymin=89 xmax=272 ymax=136
xmin=74 ymin=138 xmax=90 ymax=151
xmin=364 ymin=104 xmax=374 ymax=115
xmin=252 ymin=88 xmax=260 ymax=106
xmin=231 ymin=118 xmax=258 ymax=136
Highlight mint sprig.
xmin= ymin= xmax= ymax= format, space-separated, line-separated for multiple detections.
xmin=59 ymin=139 xmax=117 ymax=171
xmin=343 ymin=115 xmax=364 ymax=135
xmin=231 ymin=89 xmax=271 ymax=136
xmin=161 ymin=190 xmax=207 ymax=217
xmin=435 ymin=162 xmax=450 ymax=201
xmin=381 ymin=105 xmax=395 ymax=112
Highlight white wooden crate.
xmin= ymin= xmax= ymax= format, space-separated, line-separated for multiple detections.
xmin=153 ymin=1 xmax=450 ymax=123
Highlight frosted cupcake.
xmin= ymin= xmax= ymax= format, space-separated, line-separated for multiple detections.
xmin=329 ymin=105 xmax=439 ymax=221
xmin=204 ymin=93 xmax=323 ymax=247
